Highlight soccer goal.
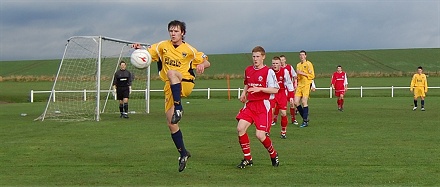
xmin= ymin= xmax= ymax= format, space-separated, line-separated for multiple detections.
xmin=36 ymin=36 xmax=151 ymax=121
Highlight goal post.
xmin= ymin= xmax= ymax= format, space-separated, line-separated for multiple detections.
xmin=36 ymin=36 xmax=151 ymax=121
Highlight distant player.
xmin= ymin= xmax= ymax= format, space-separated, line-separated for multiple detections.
xmin=410 ymin=66 xmax=428 ymax=111
xmin=331 ymin=65 xmax=348 ymax=111
xmin=113 ymin=61 xmax=133 ymax=118
xmin=273 ymin=55 xmax=298 ymax=125
xmin=236 ymin=46 xmax=280 ymax=168
xmin=269 ymin=56 xmax=295 ymax=139
xmin=294 ymin=50 xmax=315 ymax=128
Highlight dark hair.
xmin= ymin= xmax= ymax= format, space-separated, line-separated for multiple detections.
xmin=300 ymin=50 xmax=307 ymax=55
xmin=337 ymin=65 xmax=342 ymax=68
xmin=168 ymin=20 xmax=186 ymax=35
xmin=120 ymin=60 xmax=126 ymax=65
xmin=272 ymin=56 xmax=281 ymax=60
xmin=418 ymin=66 xmax=423 ymax=70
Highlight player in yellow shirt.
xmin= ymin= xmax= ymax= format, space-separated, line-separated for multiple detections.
xmin=294 ymin=50 xmax=315 ymax=127
xmin=410 ymin=66 xmax=428 ymax=111
xmin=133 ymin=20 xmax=210 ymax=172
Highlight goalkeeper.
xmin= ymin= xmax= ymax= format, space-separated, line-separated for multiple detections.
xmin=113 ymin=61 xmax=133 ymax=118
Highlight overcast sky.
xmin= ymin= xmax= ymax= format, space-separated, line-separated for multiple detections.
xmin=0 ymin=0 xmax=439 ymax=61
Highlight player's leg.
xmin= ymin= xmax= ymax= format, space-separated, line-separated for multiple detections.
xmin=339 ymin=93 xmax=345 ymax=111
xmin=300 ymin=96 xmax=310 ymax=127
xmin=122 ymin=97 xmax=129 ymax=118
xmin=166 ymin=107 xmax=191 ymax=172
xmin=254 ymin=101 xmax=279 ymax=167
xmin=117 ymin=89 xmax=124 ymax=118
xmin=236 ymin=118 xmax=253 ymax=168
xmin=118 ymin=100 xmax=124 ymax=118
xmin=335 ymin=91 xmax=341 ymax=110
xmin=167 ymin=70 xmax=184 ymax=124
xmin=164 ymin=85 xmax=190 ymax=172
xmin=413 ymin=89 xmax=419 ymax=111
xmin=294 ymin=95 xmax=304 ymax=119
xmin=420 ymin=88 xmax=425 ymax=111
xmin=279 ymin=109 xmax=288 ymax=138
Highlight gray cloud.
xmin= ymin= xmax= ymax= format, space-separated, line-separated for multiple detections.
xmin=0 ymin=0 xmax=439 ymax=61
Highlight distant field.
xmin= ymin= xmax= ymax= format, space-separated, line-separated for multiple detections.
xmin=1 ymin=48 xmax=439 ymax=78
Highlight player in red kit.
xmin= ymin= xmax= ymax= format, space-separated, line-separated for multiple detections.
xmin=268 ymin=56 xmax=295 ymax=139
xmin=236 ymin=46 xmax=280 ymax=168
xmin=272 ymin=55 xmax=298 ymax=125
xmin=331 ymin=65 xmax=348 ymax=111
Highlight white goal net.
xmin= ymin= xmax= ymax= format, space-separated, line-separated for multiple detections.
xmin=36 ymin=36 xmax=151 ymax=121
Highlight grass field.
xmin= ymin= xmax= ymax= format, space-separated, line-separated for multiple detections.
xmin=1 ymin=97 xmax=439 ymax=186
xmin=1 ymin=48 xmax=439 ymax=186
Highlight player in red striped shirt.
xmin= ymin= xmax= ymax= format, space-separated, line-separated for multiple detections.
xmin=331 ymin=65 xmax=348 ymax=111
xmin=272 ymin=55 xmax=298 ymax=125
xmin=236 ymin=46 xmax=280 ymax=168
xmin=268 ymin=56 xmax=295 ymax=139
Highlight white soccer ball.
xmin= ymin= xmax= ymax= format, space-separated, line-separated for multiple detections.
xmin=130 ymin=49 xmax=152 ymax=69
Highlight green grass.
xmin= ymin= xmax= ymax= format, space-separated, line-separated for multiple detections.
xmin=1 ymin=97 xmax=439 ymax=186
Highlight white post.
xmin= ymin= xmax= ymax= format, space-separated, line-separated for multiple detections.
xmin=84 ymin=89 xmax=87 ymax=101
xmin=30 ymin=90 xmax=34 ymax=103
xmin=360 ymin=86 xmax=363 ymax=98
xmin=207 ymin=88 xmax=211 ymax=99
xmin=391 ymin=86 xmax=394 ymax=98
xmin=238 ymin=88 xmax=241 ymax=99
xmin=52 ymin=90 xmax=56 ymax=102
xmin=329 ymin=87 xmax=332 ymax=98
xmin=96 ymin=36 xmax=102 ymax=121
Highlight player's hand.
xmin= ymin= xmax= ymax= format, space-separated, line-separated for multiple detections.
xmin=129 ymin=87 xmax=132 ymax=94
xmin=239 ymin=94 xmax=247 ymax=103
xmin=196 ymin=64 xmax=205 ymax=74
xmin=131 ymin=43 xmax=141 ymax=49
xmin=247 ymin=87 xmax=261 ymax=94
xmin=112 ymin=88 xmax=117 ymax=97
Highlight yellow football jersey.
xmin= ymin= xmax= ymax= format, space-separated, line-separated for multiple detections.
xmin=148 ymin=40 xmax=208 ymax=82
xmin=296 ymin=60 xmax=315 ymax=86
xmin=410 ymin=73 xmax=428 ymax=92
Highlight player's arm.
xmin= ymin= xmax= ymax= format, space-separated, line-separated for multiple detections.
xmin=247 ymin=69 xmax=279 ymax=94
xmin=410 ymin=75 xmax=416 ymax=92
xmin=307 ymin=62 xmax=315 ymax=80
xmin=195 ymin=52 xmax=210 ymax=74
xmin=424 ymin=75 xmax=428 ymax=93
xmin=344 ymin=72 xmax=348 ymax=91
xmin=311 ymin=80 xmax=316 ymax=92
xmin=331 ymin=73 xmax=336 ymax=89
xmin=240 ymin=85 xmax=249 ymax=103
xmin=132 ymin=43 xmax=160 ymax=62
xmin=290 ymin=68 xmax=298 ymax=88
xmin=128 ymin=72 xmax=133 ymax=94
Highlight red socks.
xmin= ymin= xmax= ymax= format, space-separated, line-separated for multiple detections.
xmin=239 ymin=133 xmax=252 ymax=160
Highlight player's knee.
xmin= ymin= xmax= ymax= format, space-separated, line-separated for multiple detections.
xmin=255 ymin=131 xmax=266 ymax=141
xmin=167 ymin=69 xmax=181 ymax=78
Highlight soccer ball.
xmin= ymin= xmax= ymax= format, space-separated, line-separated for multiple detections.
xmin=130 ymin=49 xmax=152 ymax=69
